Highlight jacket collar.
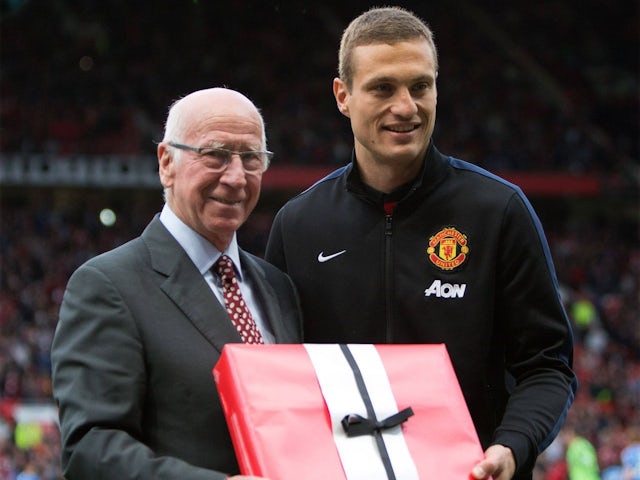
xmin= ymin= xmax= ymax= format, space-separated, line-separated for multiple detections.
xmin=346 ymin=142 xmax=449 ymax=207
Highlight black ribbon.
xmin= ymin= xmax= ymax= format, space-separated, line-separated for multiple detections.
xmin=338 ymin=345 xmax=414 ymax=480
xmin=341 ymin=407 xmax=415 ymax=437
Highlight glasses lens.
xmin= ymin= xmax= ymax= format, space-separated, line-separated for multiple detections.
xmin=202 ymin=149 xmax=230 ymax=170
xmin=240 ymin=152 xmax=266 ymax=172
xmin=177 ymin=144 xmax=269 ymax=173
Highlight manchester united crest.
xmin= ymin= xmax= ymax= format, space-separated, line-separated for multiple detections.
xmin=427 ymin=227 xmax=469 ymax=270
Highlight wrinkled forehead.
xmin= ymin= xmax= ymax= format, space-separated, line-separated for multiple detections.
xmin=191 ymin=111 xmax=261 ymax=135
xmin=186 ymin=109 xmax=264 ymax=146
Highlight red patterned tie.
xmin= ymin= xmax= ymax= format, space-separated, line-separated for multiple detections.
xmin=214 ymin=255 xmax=264 ymax=344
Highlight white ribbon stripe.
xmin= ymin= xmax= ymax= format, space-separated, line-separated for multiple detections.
xmin=304 ymin=344 xmax=419 ymax=480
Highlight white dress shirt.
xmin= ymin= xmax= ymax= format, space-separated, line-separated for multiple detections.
xmin=159 ymin=204 xmax=275 ymax=343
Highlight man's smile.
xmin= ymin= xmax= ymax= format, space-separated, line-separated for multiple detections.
xmin=210 ymin=196 xmax=242 ymax=206
xmin=385 ymin=123 xmax=420 ymax=133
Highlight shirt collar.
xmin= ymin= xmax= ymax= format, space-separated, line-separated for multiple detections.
xmin=159 ymin=204 xmax=244 ymax=279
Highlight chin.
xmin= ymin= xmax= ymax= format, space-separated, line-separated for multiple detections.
xmin=384 ymin=148 xmax=422 ymax=163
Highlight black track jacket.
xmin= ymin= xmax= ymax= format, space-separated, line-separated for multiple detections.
xmin=265 ymin=144 xmax=577 ymax=479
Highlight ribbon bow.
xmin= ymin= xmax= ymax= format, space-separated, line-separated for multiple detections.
xmin=341 ymin=407 xmax=415 ymax=437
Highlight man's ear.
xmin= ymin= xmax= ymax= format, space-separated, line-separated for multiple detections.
xmin=157 ymin=143 xmax=174 ymax=188
xmin=333 ymin=77 xmax=350 ymax=117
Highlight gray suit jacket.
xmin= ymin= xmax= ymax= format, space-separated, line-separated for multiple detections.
xmin=51 ymin=216 xmax=303 ymax=480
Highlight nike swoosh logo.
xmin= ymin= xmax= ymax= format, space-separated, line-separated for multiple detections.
xmin=317 ymin=250 xmax=347 ymax=263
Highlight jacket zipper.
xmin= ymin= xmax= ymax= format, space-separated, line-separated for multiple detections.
xmin=384 ymin=214 xmax=394 ymax=342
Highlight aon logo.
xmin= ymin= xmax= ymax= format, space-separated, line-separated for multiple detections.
xmin=424 ymin=279 xmax=467 ymax=298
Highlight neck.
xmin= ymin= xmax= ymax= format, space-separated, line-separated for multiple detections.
xmin=356 ymin=159 xmax=422 ymax=194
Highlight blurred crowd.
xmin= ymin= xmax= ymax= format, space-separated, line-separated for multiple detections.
xmin=1 ymin=0 xmax=638 ymax=177
xmin=0 ymin=0 xmax=638 ymax=479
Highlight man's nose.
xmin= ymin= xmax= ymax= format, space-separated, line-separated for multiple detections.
xmin=220 ymin=155 xmax=247 ymax=186
xmin=391 ymin=88 xmax=418 ymax=117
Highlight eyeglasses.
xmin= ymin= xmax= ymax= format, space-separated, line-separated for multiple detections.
xmin=168 ymin=142 xmax=272 ymax=173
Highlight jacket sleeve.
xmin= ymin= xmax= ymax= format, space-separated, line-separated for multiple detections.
xmin=51 ymin=264 xmax=225 ymax=480
xmin=492 ymin=191 xmax=577 ymax=475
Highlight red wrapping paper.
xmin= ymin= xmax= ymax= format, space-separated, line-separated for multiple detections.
xmin=213 ymin=343 xmax=486 ymax=479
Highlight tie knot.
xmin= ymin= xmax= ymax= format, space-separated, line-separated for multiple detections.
xmin=215 ymin=255 xmax=236 ymax=283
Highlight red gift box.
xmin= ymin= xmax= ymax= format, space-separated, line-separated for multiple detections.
xmin=213 ymin=343 xmax=486 ymax=479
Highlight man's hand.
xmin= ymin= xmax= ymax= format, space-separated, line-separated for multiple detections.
xmin=471 ymin=444 xmax=516 ymax=480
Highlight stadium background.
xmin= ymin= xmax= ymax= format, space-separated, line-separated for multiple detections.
xmin=0 ymin=0 xmax=638 ymax=478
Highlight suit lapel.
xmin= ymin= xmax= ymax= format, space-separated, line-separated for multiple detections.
xmin=142 ymin=217 xmax=242 ymax=353
xmin=240 ymin=250 xmax=287 ymax=342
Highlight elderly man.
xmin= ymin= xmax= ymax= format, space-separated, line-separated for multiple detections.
xmin=52 ymin=87 xmax=302 ymax=479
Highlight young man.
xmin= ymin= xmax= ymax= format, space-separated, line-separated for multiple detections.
xmin=265 ymin=7 xmax=576 ymax=480
xmin=52 ymin=87 xmax=302 ymax=479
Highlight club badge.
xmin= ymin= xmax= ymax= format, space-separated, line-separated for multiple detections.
xmin=427 ymin=227 xmax=469 ymax=270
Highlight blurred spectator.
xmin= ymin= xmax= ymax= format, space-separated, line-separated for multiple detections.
xmin=621 ymin=439 xmax=640 ymax=479
xmin=561 ymin=422 xmax=601 ymax=479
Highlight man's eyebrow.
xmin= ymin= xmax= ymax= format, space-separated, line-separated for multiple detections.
xmin=364 ymin=73 xmax=436 ymax=85
xmin=202 ymin=141 xmax=263 ymax=152
xmin=194 ymin=140 xmax=224 ymax=149
xmin=362 ymin=74 xmax=394 ymax=84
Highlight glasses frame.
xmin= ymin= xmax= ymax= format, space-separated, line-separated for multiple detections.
xmin=168 ymin=142 xmax=272 ymax=173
